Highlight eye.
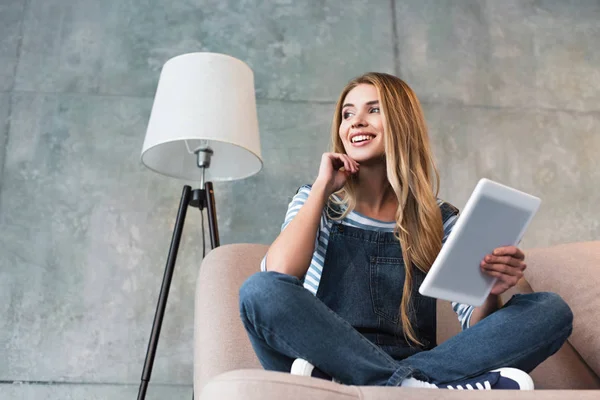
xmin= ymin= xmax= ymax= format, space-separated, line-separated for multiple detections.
xmin=370 ymin=107 xmax=380 ymax=113
xmin=342 ymin=111 xmax=354 ymax=119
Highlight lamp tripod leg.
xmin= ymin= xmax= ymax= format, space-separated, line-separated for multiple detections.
xmin=138 ymin=185 xmax=192 ymax=400
xmin=204 ymin=182 xmax=220 ymax=249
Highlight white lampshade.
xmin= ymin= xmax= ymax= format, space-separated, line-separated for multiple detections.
xmin=141 ymin=52 xmax=263 ymax=181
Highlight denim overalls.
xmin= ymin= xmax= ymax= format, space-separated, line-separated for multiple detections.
xmin=316 ymin=203 xmax=459 ymax=360
xmin=239 ymin=201 xmax=572 ymax=385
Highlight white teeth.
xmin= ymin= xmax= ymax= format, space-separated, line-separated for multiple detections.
xmin=351 ymin=135 xmax=375 ymax=143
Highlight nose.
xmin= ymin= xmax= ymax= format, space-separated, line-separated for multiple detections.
xmin=350 ymin=110 xmax=368 ymax=128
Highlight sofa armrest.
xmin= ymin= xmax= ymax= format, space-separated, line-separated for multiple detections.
xmin=525 ymin=241 xmax=600 ymax=378
xmin=194 ymin=243 xmax=268 ymax=396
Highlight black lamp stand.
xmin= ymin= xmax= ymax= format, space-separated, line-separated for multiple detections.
xmin=138 ymin=149 xmax=219 ymax=400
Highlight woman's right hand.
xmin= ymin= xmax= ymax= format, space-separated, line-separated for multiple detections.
xmin=314 ymin=152 xmax=360 ymax=195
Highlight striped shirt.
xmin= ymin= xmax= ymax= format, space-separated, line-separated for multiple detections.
xmin=261 ymin=185 xmax=474 ymax=330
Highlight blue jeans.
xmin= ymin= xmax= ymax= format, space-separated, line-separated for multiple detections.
xmin=239 ymin=271 xmax=573 ymax=386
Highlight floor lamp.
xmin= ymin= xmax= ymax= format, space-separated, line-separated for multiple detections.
xmin=138 ymin=52 xmax=263 ymax=400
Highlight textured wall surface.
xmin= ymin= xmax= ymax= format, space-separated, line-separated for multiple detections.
xmin=1 ymin=0 xmax=599 ymax=398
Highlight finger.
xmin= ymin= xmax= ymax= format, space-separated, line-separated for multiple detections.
xmin=493 ymin=246 xmax=525 ymax=260
xmin=341 ymin=156 xmax=352 ymax=172
xmin=492 ymin=246 xmax=516 ymax=256
xmin=482 ymin=262 xmax=525 ymax=277
xmin=325 ymin=153 xmax=342 ymax=168
xmin=342 ymin=154 xmax=358 ymax=173
xmin=482 ymin=259 xmax=516 ymax=274
xmin=332 ymin=153 xmax=349 ymax=171
xmin=482 ymin=268 xmax=521 ymax=286
xmin=514 ymin=247 xmax=525 ymax=260
xmin=483 ymin=255 xmax=526 ymax=270
xmin=332 ymin=157 xmax=344 ymax=170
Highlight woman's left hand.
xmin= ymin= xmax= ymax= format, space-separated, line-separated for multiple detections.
xmin=481 ymin=246 xmax=527 ymax=296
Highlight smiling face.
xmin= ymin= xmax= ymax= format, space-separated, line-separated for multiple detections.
xmin=338 ymin=84 xmax=386 ymax=163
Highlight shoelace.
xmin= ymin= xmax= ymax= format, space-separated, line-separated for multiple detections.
xmin=446 ymin=381 xmax=492 ymax=390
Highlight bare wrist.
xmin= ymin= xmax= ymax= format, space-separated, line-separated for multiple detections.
xmin=312 ymin=179 xmax=333 ymax=199
xmin=482 ymin=293 xmax=501 ymax=313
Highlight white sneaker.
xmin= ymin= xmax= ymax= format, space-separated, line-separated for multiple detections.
xmin=290 ymin=358 xmax=334 ymax=381
xmin=290 ymin=358 xmax=315 ymax=376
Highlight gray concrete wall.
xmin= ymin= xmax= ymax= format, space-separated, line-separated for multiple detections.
xmin=1 ymin=0 xmax=598 ymax=398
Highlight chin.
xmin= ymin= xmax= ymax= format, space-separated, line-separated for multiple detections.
xmin=348 ymin=150 xmax=384 ymax=162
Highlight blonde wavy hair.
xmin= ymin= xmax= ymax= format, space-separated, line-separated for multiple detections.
xmin=328 ymin=72 xmax=443 ymax=347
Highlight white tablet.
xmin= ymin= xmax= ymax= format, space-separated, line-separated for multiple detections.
xmin=419 ymin=178 xmax=541 ymax=307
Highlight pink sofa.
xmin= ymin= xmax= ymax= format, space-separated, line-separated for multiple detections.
xmin=194 ymin=241 xmax=600 ymax=399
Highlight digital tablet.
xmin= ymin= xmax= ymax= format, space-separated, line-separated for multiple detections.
xmin=419 ymin=178 xmax=541 ymax=307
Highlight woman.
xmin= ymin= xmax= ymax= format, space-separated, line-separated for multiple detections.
xmin=239 ymin=72 xmax=573 ymax=390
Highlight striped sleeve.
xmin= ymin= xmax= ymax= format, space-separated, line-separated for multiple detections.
xmin=452 ymin=302 xmax=474 ymax=331
xmin=260 ymin=185 xmax=316 ymax=272
xmin=443 ymin=213 xmax=475 ymax=330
